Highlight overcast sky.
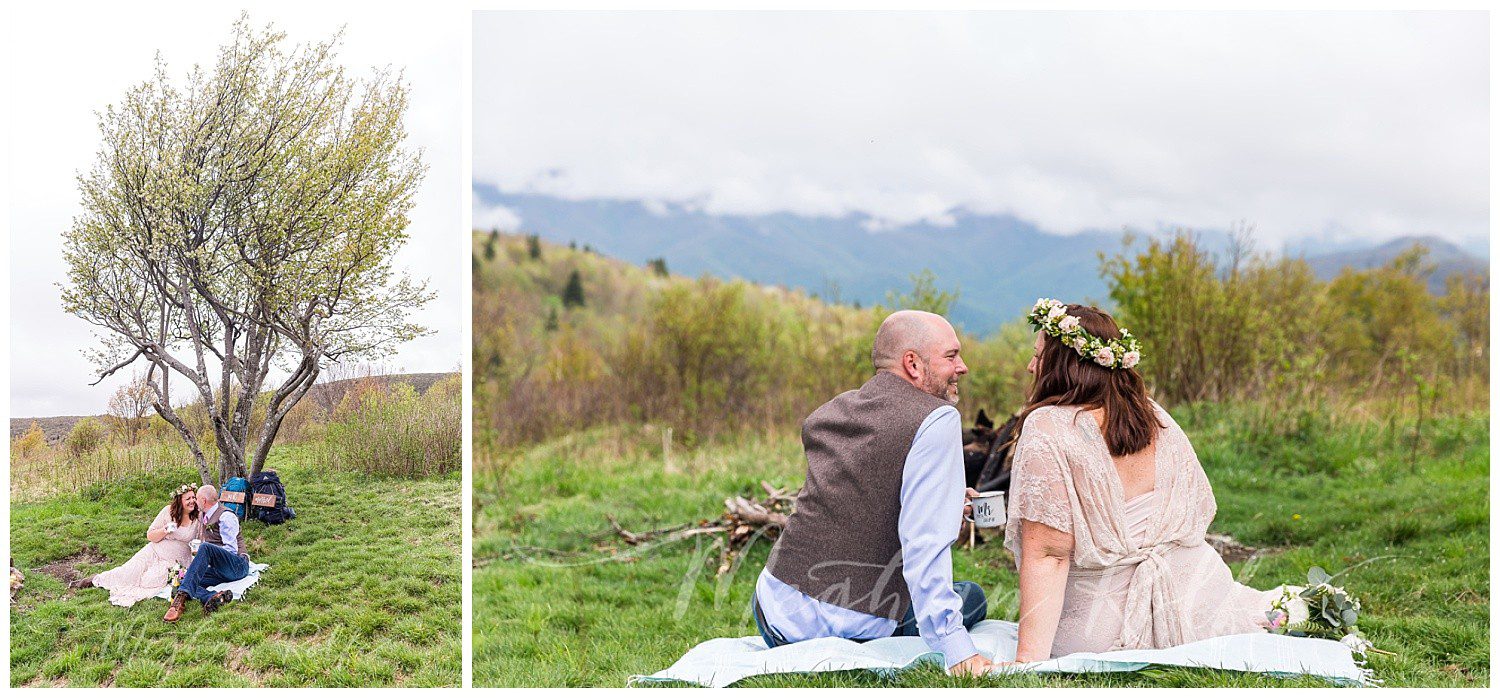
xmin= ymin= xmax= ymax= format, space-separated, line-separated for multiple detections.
xmin=8 ymin=4 xmax=466 ymax=417
xmin=474 ymin=11 xmax=1487 ymax=251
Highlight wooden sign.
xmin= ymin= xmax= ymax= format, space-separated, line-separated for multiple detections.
xmin=220 ymin=491 xmax=247 ymax=504
xmin=251 ymin=493 xmax=278 ymax=508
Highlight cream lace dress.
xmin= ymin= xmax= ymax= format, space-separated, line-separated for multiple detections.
xmin=91 ymin=505 xmax=198 ymax=607
xmin=1004 ymin=402 xmax=1274 ymax=657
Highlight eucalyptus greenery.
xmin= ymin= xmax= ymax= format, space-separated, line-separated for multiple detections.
xmin=60 ymin=15 xmax=431 ymax=486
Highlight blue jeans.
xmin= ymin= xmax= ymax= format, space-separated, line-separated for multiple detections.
xmin=179 ymin=543 xmax=249 ymax=602
xmin=753 ymin=581 xmax=988 ymax=648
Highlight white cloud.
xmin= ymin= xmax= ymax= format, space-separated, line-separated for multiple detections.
xmin=473 ymin=203 xmax=524 ymax=232
xmin=8 ymin=3 xmax=466 ymax=416
xmin=473 ymin=11 xmax=1487 ymax=250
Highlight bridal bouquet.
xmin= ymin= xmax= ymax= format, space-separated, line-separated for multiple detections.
xmin=1267 ymin=566 xmax=1386 ymax=656
xmin=167 ymin=563 xmax=188 ymax=589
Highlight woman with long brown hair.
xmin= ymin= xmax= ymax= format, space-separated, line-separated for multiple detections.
xmin=1002 ymin=300 xmax=1274 ymax=661
xmin=72 ymin=482 xmax=201 ymax=607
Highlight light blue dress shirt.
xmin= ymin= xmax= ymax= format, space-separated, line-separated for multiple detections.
xmin=202 ymin=504 xmax=241 ymax=555
xmin=756 ymin=405 xmax=979 ymax=666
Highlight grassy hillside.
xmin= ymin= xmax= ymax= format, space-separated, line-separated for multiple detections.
xmin=10 ymin=446 xmax=461 ymax=687
xmin=472 ymin=407 xmax=1488 ymax=687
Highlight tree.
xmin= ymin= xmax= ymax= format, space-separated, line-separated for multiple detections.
xmin=562 ymin=270 xmax=587 ymax=308
xmin=527 ymin=234 xmax=543 ymax=261
xmin=886 ymin=269 xmax=957 ymax=316
xmin=60 ymin=17 xmax=432 ymax=485
xmin=106 ymin=372 xmax=155 ymax=446
xmin=646 ymin=257 xmax=669 ymax=277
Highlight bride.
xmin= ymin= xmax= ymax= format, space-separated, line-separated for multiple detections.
xmin=1003 ymin=300 xmax=1274 ymax=661
xmin=71 ymin=482 xmax=201 ymax=607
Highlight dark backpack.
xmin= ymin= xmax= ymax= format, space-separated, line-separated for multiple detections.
xmin=249 ymin=470 xmax=296 ymax=525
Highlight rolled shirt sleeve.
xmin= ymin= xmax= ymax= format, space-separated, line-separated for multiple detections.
xmin=898 ymin=405 xmax=979 ymax=667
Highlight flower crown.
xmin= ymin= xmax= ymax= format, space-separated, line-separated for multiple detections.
xmin=1028 ymin=298 xmax=1142 ymax=370
xmin=172 ymin=483 xmax=199 ymax=498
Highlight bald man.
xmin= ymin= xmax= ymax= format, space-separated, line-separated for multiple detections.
xmin=165 ymin=485 xmax=250 ymax=622
xmin=753 ymin=310 xmax=994 ymax=676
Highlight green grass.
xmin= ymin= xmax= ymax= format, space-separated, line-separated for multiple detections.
xmin=472 ymin=408 xmax=1489 ymax=687
xmin=10 ymin=445 xmax=460 ymax=687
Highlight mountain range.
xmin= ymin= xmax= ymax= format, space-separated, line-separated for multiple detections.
xmin=475 ymin=184 xmax=1488 ymax=335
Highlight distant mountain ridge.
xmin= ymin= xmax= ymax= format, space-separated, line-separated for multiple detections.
xmin=1303 ymin=236 xmax=1488 ymax=292
xmin=10 ymin=372 xmax=456 ymax=443
xmin=475 ymin=184 xmax=1488 ymax=334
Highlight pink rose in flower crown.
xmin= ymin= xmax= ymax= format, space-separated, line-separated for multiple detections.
xmin=1058 ymin=315 xmax=1080 ymax=333
xmin=1093 ymin=346 xmax=1115 ymax=367
xmin=1121 ymin=351 xmax=1140 ymax=369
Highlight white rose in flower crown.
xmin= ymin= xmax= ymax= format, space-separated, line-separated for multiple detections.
xmin=1046 ymin=305 xmax=1067 ymax=321
xmin=1122 ymin=351 xmax=1140 ymax=369
xmin=1058 ymin=315 xmax=1080 ymax=332
xmin=1093 ymin=346 xmax=1115 ymax=366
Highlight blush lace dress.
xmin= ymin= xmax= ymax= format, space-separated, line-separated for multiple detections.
xmin=91 ymin=505 xmax=198 ymax=607
xmin=1004 ymin=402 xmax=1274 ymax=657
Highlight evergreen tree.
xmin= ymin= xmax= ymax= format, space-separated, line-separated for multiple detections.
xmin=647 ymin=257 xmax=669 ymax=277
xmin=562 ymin=270 xmax=586 ymax=308
xmin=527 ymin=234 xmax=542 ymax=260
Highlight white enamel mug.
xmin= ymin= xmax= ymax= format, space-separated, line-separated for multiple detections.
xmin=964 ymin=490 xmax=1006 ymax=528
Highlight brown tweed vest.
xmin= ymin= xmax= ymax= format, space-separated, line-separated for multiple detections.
xmin=765 ymin=370 xmax=951 ymax=620
xmin=200 ymin=505 xmax=248 ymax=560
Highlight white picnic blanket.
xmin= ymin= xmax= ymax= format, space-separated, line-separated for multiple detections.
xmin=151 ymin=562 xmax=269 ymax=603
xmin=631 ymin=620 xmax=1375 ymax=687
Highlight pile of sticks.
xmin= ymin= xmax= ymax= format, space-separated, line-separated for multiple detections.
xmin=608 ymin=481 xmax=796 ymax=575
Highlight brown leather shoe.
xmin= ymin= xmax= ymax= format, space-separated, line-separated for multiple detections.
xmin=164 ymin=591 xmax=189 ymax=623
xmin=203 ymin=590 xmax=234 ymax=614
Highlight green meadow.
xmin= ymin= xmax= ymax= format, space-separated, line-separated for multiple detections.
xmin=472 ymin=406 xmax=1488 ymax=687
xmin=10 ymin=447 xmax=461 ymax=687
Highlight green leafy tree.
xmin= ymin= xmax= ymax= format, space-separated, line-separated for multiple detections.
xmin=562 ymin=270 xmax=587 ymax=309
xmin=59 ymin=16 xmax=432 ymax=485
xmin=646 ymin=257 xmax=669 ymax=277
xmin=886 ymin=269 xmax=957 ymax=316
xmin=527 ymin=234 xmax=543 ymax=260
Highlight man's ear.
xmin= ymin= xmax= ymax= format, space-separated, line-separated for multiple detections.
xmin=902 ymin=350 xmax=923 ymax=380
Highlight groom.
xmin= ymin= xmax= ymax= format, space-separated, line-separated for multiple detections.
xmin=164 ymin=485 xmax=249 ymax=622
xmin=754 ymin=310 xmax=993 ymax=676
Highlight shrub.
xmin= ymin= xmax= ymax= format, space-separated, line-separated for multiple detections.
xmin=65 ymin=418 xmax=106 ymax=456
xmin=317 ymin=376 xmax=461 ymax=477
xmin=12 ymin=421 xmax=47 ymax=459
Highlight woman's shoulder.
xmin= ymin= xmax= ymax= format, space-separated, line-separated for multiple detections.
xmin=1019 ymin=404 xmax=1088 ymax=437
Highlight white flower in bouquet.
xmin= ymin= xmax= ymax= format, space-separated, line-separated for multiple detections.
xmin=1341 ymin=633 xmax=1374 ymax=654
xmin=1269 ymin=584 xmax=1310 ymax=626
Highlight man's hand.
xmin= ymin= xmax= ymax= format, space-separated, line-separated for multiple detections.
xmin=949 ymin=653 xmax=994 ymax=677
xmin=962 ymin=487 xmax=981 ymax=519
